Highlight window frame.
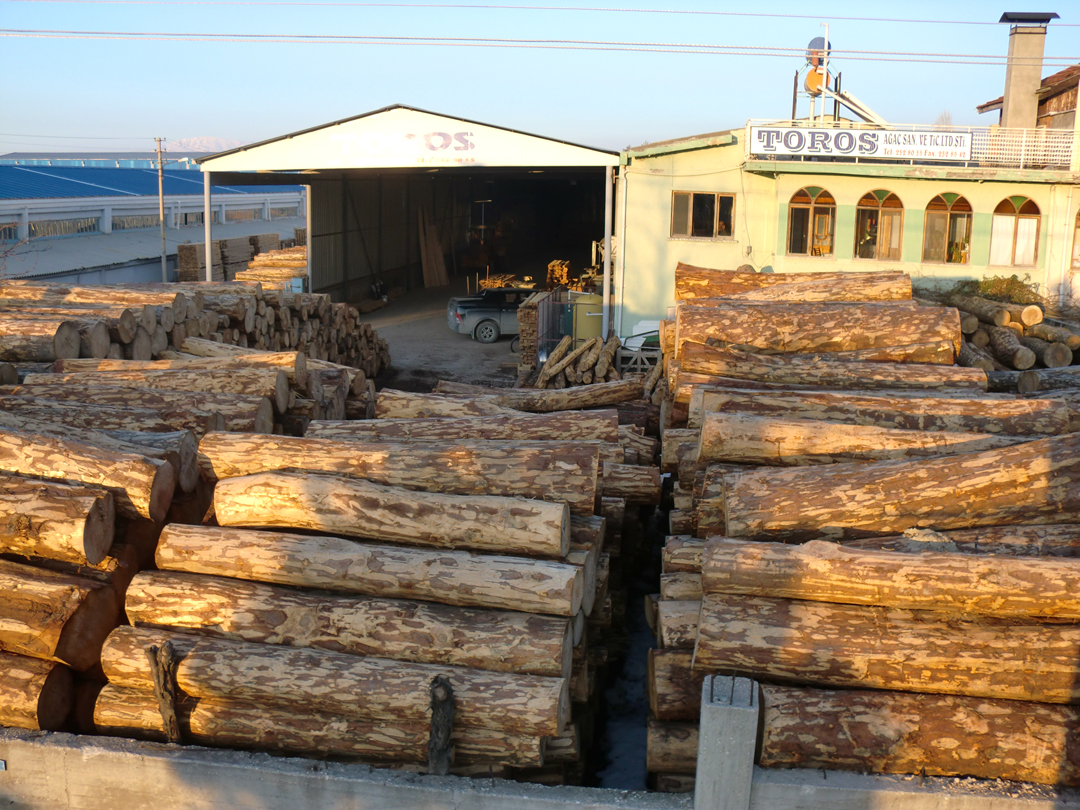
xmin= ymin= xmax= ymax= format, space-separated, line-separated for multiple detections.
xmin=787 ymin=187 xmax=836 ymax=257
xmin=989 ymin=197 xmax=1041 ymax=268
xmin=853 ymin=191 xmax=904 ymax=262
xmin=921 ymin=194 xmax=972 ymax=265
xmin=669 ymin=191 xmax=736 ymax=241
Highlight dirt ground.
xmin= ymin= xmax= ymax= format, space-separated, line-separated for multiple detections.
xmin=362 ymin=278 xmax=521 ymax=393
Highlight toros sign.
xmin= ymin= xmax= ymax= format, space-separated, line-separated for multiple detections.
xmin=749 ymin=126 xmax=972 ymax=161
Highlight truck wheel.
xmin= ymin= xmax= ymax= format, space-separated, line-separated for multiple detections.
xmin=474 ymin=320 xmax=500 ymax=344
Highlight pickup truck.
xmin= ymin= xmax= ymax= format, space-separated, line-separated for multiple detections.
xmin=446 ymin=287 xmax=528 ymax=343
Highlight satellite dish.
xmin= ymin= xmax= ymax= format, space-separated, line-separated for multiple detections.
xmin=805 ymin=36 xmax=831 ymax=66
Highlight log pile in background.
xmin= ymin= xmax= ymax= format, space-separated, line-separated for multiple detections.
xmin=177 ymin=233 xmax=283 ymax=283
xmin=645 ymin=262 xmax=1080 ymax=791
xmin=949 ymin=292 xmax=1078 ymax=374
xmin=234 ymin=246 xmax=308 ymax=289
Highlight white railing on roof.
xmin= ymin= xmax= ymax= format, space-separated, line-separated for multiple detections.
xmin=744 ymin=120 xmax=1076 ymax=171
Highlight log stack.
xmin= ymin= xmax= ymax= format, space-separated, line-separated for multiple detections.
xmin=645 ymin=263 xmax=1080 ymax=791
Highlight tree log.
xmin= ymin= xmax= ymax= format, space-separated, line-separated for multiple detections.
xmin=601 ymin=463 xmax=661 ymax=504
xmin=0 ymin=426 xmax=175 ymax=522
xmin=693 ymin=592 xmax=1080 ymax=704
xmin=687 ymin=387 xmax=1069 ymax=435
xmin=680 ymin=342 xmax=985 ymax=391
xmin=306 ymin=410 xmax=620 ymax=444
xmin=698 ymin=412 xmax=1025 ymax=466
xmin=702 ymin=537 xmax=1080 ymax=619
xmin=661 ymin=573 xmax=702 ymax=601
xmin=53 ymin=352 xmax=309 ymax=392
xmin=648 ymin=648 xmax=703 ymax=720
xmin=1026 ymin=322 xmax=1080 ymax=350
xmin=376 ymin=390 xmax=520 ymax=419
xmin=994 ymin=367 xmax=1080 ymax=393
xmin=715 ymin=274 xmax=912 ymax=302
xmin=722 ymin=433 xmax=1080 ymax=541
xmin=0 ymin=473 xmax=115 ymax=565
xmin=759 ymin=684 xmax=1080 ymax=787
xmin=155 ymin=524 xmax=583 ymax=616
xmin=988 ymin=326 xmax=1036 ymax=370
xmin=841 ymin=524 xmax=1080 ymax=556
xmin=0 ymin=283 xmax=187 ymax=315
xmin=0 ymin=652 xmax=73 ymax=731
xmin=2 ymin=314 xmax=110 ymax=359
xmin=947 ymin=294 xmax=1011 ymax=326
xmin=94 ymin=683 xmax=544 ymax=766
xmin=794 ymin=341 xmax=955 ymax=365
xmin=657 ymin=600 xmax=699 ymax=648
xmin=126 ymin=570 xmax=572 ymax=679
xmin=25 ymin=368 xmax=289 ymax=414
xmin=0 ymin=394 xmax=223 ymax=438
xmin=101 ymin=625 xmax=568 ymax=737
xmin=3 ymin=305 xmax=137 ymax=345
xmin=0 ymin=320 xmax=81 ymax=362
xmin=212 ymin=470 xmax=569 ymax=558
xmin=433 ymin=379 xmax=645 ymax=412
xmin=673 ymin=264 xmax=905 ymax=300
xmin=1019 ymin=336 xmax=1073 ymax=368
xmin=197 ymin=433 xmax=599 ymax=517
xmin=0 ymin=558 xmax=120 ymax=670
xmin=646 ymin=718 xmax=698 ymax=774
xmin=663 ymin=536 xmax=705 ymax=573
xmin=957 ymin=340 xmax=995 ymax=371
xmin=675 ymin=302 xmax=961 ymax=357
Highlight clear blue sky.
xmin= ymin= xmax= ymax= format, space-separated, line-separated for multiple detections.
xmin=1 ymin=0 xmax=1078 ymax=154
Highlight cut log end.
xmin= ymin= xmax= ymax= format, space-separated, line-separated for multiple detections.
xmin=148 ymin=462 xmax=177 ymax=524
xmin=55 ymin=322 xmax=82 ymax=360
xmin=254 ymin=397 xmax=275 ymax=434
xmin=53 ymin=585 xmax=121 ymax=671
xmin=38 ymin=663 xmax=75 ymax=730
xmin=83 ymin=491 xmax=118 ymax=566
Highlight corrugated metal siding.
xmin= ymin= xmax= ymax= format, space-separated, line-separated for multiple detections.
xmin=310 ymin=181 xmax=344 ymax=294
xmin=0 ymin=166 xmax=301 ymax=201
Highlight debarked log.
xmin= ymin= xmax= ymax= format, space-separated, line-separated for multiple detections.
xmin=0 ymin=473 xmax=114 ymax=565
xmin=0 ymin=651 xmax=73 ymax=731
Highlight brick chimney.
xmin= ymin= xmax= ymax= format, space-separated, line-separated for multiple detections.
xmin=999 ymin=12 xmax=1058 ymax=129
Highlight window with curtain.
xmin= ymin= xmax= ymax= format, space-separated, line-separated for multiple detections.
xmin=922 ymin=194 xmax=972 ymax=264
xmin=670 ymin=192 xmax=735 ymax=239
xmin=854 ymin=191 xmax=904 ymax=261
xmin=990 ymin=197 xmax=1040 ymax=267
xmin=788 ymin=187 xmax=835 ymax=256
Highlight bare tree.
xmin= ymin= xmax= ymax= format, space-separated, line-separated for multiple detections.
xmin=934 ymin=111 xmax=954 ymax=127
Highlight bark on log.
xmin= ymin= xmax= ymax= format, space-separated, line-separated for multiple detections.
xmin=4 ymin=305 xmax=137 ymax=345
xmin=657 ymin=600 xmax=699 ymax=649
xmin=101 ymin=625 xmax=568 ymax=737
xmin=698 ymin=412 xmax=1026 ymax=466
xmin=989 ymin=326 xmax=1036 ymax=370
xmin=212 ymin=471 xmax=570 ymax=558
xmin=8 ymin=383 xmax=270 ymax=434
xmin=25 ymin=368 xmax=290 ymax=414
xmin=797 ymin=341 xmax=955 ymax=365
xmin=601 ymin=463 xmax=661 ymax=504
xmin=306 ymin=410 xmax=620 ymax=444
xmin=675 ymin=302 xmax=961 ymax=357
xmin=994 ymin=367 xmax=1080 ymax=393
xmin=126 ymin=570 xmax=572 ymax=679
xmin=687 ymin=386 xmax=1069 ymax=435
xmin=376 ymin=390 xmax=519 ymax=419
xmin=0 ymin=651 xmax=73 ymax=731
xmin=715 ymin=274 xmax=912 ymax=302
xmin=53 ymin=352 xmax=309 ymax=392
xmin=197 ymin=433 xmax=599 ymax=517
xmin=94 ymin=683 xmax=544 ymax=766
xmin=0 ymin=283 xmax=186 ymax=314
xmin=841 ymin=524 xmax=1080 ymax=557
xmin=663 ymin=536 xmax=705 ymax=573
xmin=673 ymin=264 xmax=905 ymax=300
xmin=1019 ymin=336 xmax=1073 ymax=368
xmin=432 ymin=379 xmax=645 ymax=412
xmin=0 ymin=426 xmax=175 ymax=522
xmin=759 ymin=684 xmax=1080 ymax=787
xmin=702 ymin=537 xmax=1080 ymax=618
xmin=680 ymin=342 xmax=985 ymax=391
xmin=0 ymin=394 xmax=224 ymax=438
xmin=947 ymin=294 xmax=1011 ymax=326
xmin=155 ymin=524 xmax=583 ymax=616
xmin=593 ymin=337 xmax=621 ymax=379
xmin=693 ymin=592 xmax=1080 ymax=704
xmin=0 ymin=320 xmax=81 ymax=362
xmin=646 ymin=718 xmax=698 ymax=774
xmin=538 ymin=338 xmax=599 ymax=387
xmin=957 ymin=340 xmax=995 ymax=372
xmin=722 ymin=432 xmax=1080 ymax=542
xmin=3 ymin=315 xmax=110 ymax=360
xmin=0 ymin=558 xmax=120 ymax=670
xmin=971 ymin=328 xmax=991 ymax=348
xmin=1026 ymin=322 xmax=1080 ymax=350
xmin=648 ymin=648 xmax=703 ymax=721
xmin=0 ymin=473 xmax=115 ymax=565
xmin=660 ymin=573 xmax=702 ymax=601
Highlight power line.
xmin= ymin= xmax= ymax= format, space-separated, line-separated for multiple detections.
xmin=4 ymin=0 xmax=1078 ymax=27
xmin=2 ymin=29 xmax=1078 ymax=66
xmin=0 ymin=132 xmax=155 ymax=139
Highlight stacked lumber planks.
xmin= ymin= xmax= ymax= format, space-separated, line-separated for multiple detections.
xmin=645 ymin=263 xmax=1080 ymax=791
xmin=177 ymin=232 xmax=282 ymax=282
xmin=233 ymin=246 xmax=308 ymax=289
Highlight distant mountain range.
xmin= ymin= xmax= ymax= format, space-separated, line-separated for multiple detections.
xmin=170 ymin=137 xmax=245 ymax=153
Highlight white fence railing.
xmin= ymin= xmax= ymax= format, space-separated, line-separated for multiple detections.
xmin=745 ymin=120 xmax=1076 ymax=170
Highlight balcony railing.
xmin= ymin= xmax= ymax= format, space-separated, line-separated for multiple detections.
xmin=744 ymin=119 xmax=1076 ymax=171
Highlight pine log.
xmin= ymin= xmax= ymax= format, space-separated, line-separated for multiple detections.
xmin=702 ymin=537 xmax=1080 ymax=619
xmin=1026 ymin=322 xmax=1080 ymax=350
xmin=988 ymin=326 xmax=1036 ymax=369
xmin=306 ymin=410 xmax=620 ymax=444
xmin=53 ymin=352 xmax=309 ymax=392
xmin=212 ymin=471 xmax=569 ymax=558
xmin=675 ymin=302 xmax=961 ymax=357
xmin=593 ymin=336 xmax=621 ymax=378
xmin=0 ymin=394 xmax=224 ymax=438
xmin=722 ymin=433 xmax=1080 ymax=542
xmin=197 ymin=433 xmax=599 ymax=517
xmin=957 ymin=340 xmax=995 ymax=371
xmin=3 ymin=305 xmax=138 ymax=345
xmin=4 ymin=542 xmax=140 ymax=605
xmin=0 ymin=559 xmax=120 ymax=670
xmin=994 ymin=367 xmax=1080 ymax=393
xmin=759 ymin=684 xmax=1080 ymax=787
xmin=126 ymin=570 xmax=571 ymax=679
xmin=432 ymin=379 xmax=645 ymax=412
xmin=155 ymin=524 xmax=583 ymax=616
xmin=94 ymin=683 xmax=544 ymax=766
xmin=1000 ymin=301 xmax=1044 ymax=326
xmin=0 ymin=652 xmax=73 ymax=731
xmin=0 ymin=283 xmax=187 ymax=314
xmin=687 ymin=387 xmax=1070 ymax=436
xmin=120 ymin=325 xmax=152 ymax=361
xmin=698 ymin=412 xmax=1025 ymax=466
xmin=376 ymin=389 xmax=519 ymax=419
xmin=0 ymin=319 xmax=81 ymax=362
xmin=648 ymin=648 xmax=703 ymax=721
xmin=101 ymin=625 xmax=568 ymax=737
xmin=0 ymin=426 xmax=175 ymax=522
xmin=693 ymin=592 xmax=1080 ymax=704
xmin=680 ymin=342 xmax=985 ymax=391
xmin=1019 ymin=336 xmax=1073 ymax=368
xmin=947 ymin=294 xmax=1011 ymax=326
xmin=8 ymin=383 xmax=270 ymax=434
xmin=661 ymin=573 xmax=702 ymax=601
xmin=673 ymin=264 xmax=905 ymax=300
xmin=646 ymin=718 xmax=698 ymax=775
xmin=796 ymin=341 xmax=955 ymax=365
xmin=178 ymin=338 xmax=364 ymax=395
xmin=657 ymin=600 xmax=699 ymax=648
xmin=716 ymin=274 xmax=912 ymax=302
xmin=0 ymin=473 xmax=115 ymax=565
xmin=841 ymin=524 xmax=1080 ymax=556
xmin=538 ymin=337 xmax=600 ymax=387
xmin=3 ymin=314 xmax=110 ymax=359
xmin=600 ymin=462 xmax=661 ymax=504
xmin=25 ymin=368 xmax=290 ymax=414
xmin=970 ymin=328 xmax=991 ymax=347
xmin=663 ymin=536 xmax=705 ymax=573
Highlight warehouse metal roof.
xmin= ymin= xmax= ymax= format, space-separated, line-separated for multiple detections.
xmin=0 ymin=166 xmax=302 ymax=201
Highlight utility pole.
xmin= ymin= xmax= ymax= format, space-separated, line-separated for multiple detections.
xmin=155 ymin=137 xmax=167 ymax=282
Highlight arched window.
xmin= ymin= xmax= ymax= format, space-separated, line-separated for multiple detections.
xmin=922 ymin=194 xmax=972 ymax=264
xmin=990 ymin=197 xmax=1040 ymax=266
xmin=788 ymin=187 xmax=835 ymax=256
xmin=854 ymin=191 xmax=903 ymax=260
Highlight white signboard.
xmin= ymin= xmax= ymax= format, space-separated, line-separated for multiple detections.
xmin=749 ymin=126 xmax=972 ymax=161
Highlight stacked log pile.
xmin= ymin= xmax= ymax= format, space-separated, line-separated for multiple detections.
xmin=949 ymin=293 xmax=1078 ymax=374
xmin=177 ymin=233 xmax=282 ymax=283
xmin=645 ymin=263 xmax=1080 ymax=791
xmin=234 ymin=246 xmax=308 ymax=289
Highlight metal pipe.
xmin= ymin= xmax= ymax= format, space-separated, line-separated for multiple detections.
xmin=203 ymin=171 xmax=212 ymax=283
xmin=156 ymin=138 xmax=166 ymax=282
xmin=305 ymin=184 xmax=313 ymax=292
xmin=601 ymin=165 xmax=613 ymax=338
xmin=615 ymin=165 xmax=629 ymax=338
